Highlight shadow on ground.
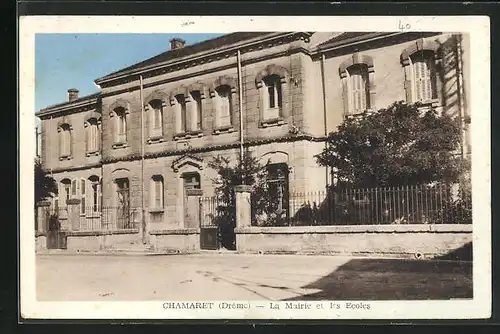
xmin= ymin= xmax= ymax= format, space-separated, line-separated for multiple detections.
xmin=433 ymin=242 xmax=472 ymax=261
xmin=282 ymin=250 xmax=472 ymax=301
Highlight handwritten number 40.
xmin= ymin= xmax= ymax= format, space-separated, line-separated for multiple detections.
xmin=398 ymin=20 xmax=411 ymax=32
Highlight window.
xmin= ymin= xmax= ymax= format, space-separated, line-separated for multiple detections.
xmin=61 ymin=179 xmax=71 ymax=205
xmin=85 ymin=119 xmax=99 ymax=153
xmin=80 ymin=179 xmax=86 ymax=215
xmin=89 ymin=176 xmax=100 ymax=213
xmin=175 ymin=94 xmax=187 ymax=133
xmin=263 ymin=75 xmax=283 ymax=120
xmin=347 ymin=65 xmax=370 ymax=114
xmin=58 ymin=124 xmax=72 ymax=158
xmin=150 ymin=175 xmax=164 ymax=209
xmin=266 ymin=163 xmax=289 ymax=218
xmin=216 ymin=85 xmax=233 ymax=128
xmin=182 ymin=172 xmax=201 ymax=190
xmin=149 ymin=100 xmax=163 ymax=139
xmin=410 ymin=52 xmax=435 ymax=103
xmin=191 ymin=91 xmax=203 ymax=131
xmin=114 ymin=107 xmax=127 ymax=143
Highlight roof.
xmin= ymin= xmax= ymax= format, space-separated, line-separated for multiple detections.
xmin=317 ymin=32 xmax=396 ymax=49
xmin=96 ymin=32 xmax=272 ymax=83
xmin=36 ymin=92 xmax=100 ymax=116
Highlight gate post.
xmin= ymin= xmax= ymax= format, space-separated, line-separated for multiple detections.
xmin=185 ymin=189 xmax=203 ymax=229
xmin=36 ymin=201 xmax=51 ymax=233
xmin=67 ymin=198 xmax=81 ymax=231
xmin=234 ymin=185 xmax=252 ymax=228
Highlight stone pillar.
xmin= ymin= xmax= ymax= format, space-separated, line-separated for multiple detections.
xmin=234 ymin=185 xmax=252 ymax=228
xmin=185 ymin=188 xmax=203 ymax=229
xmin=66 ymin=198 xmax=81 ymax=231
xmin=36 ymin=201 xmax=51 ymax=233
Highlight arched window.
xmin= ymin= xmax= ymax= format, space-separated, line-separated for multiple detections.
xmin=410 ymin=51 xmax=436 ymax=103
xmin=60 ymin=178 xmax=71 ymax=205
xmin=401 ymin=39 xmax=440 ymax=106
xmin=262 ymin=75 xmax=283 ymax=120
xmin=88 ymin=175 xmax=101 ymax=213
xmin=150 ymin=175 xmax=164 ymax=209
xmin=85 ymin=118 xmax=99 ymax=153
xmin=175 ymin=94 xmax=187 ymax=133
xmin=339 ymin=54 xmax=375 ymax=116
xmin=190 ymin=91 xmax=203 ymax=131
xmin=114 ymin=107 xmax=127 ymax=143
xmin=347 ymin=65 xmax=370 ymax=114
xmin=58 ymin=124 xmax=72 ymax=158
xmin=148 ymin=99 xmax=163 ymax=139
xmin=216 ymin=85 xmax=233 ymax=127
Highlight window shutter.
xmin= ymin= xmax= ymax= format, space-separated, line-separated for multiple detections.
xmin=81 ymin=179 xmax=86 ymax=195
xmin=71 ymin=179 xmax=77 ymax=196
xmin=341 ymin=79 xmax=349 ymax=115
xmin=155 ymin=180 xmax=161 ymax=208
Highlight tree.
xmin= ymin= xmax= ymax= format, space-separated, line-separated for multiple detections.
xmin=208 ymin=150 xmax=278 ymax=248
xmin=315 ymin=101 xmax=469 ymax=188
xmin=35 ymin=158 xmax=57 ymax=205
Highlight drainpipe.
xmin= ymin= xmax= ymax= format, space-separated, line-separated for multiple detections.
xmin=320 ymin=53 xmax=329 ymax=188
xmin=139 ymin=75 xmax=147 ymax=244
xmin=237 ymin=49 xmax=244 ymax=183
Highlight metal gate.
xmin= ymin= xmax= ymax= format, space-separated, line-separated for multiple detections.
xmin=46 ymin=209 xmax=67 ymax=249
xmin=199 ymin=197 xmax=220 ymax=250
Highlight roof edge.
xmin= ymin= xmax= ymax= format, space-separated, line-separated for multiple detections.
xmin=94 ymin=32 xmax=310 ymax=85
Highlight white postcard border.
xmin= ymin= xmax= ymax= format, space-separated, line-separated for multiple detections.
xmin=19 ymin=15 xmax=491 ymax=320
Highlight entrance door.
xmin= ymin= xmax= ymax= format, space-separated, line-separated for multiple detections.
xmin=116 ymin=178 xmax=130 ymax=229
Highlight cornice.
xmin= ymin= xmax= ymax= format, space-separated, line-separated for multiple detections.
xmin=47 ymin=133 xmax=326 ymax=173
xmin=96 ymin=32 xmax=312 ymax=89
xmin=101 ymin=134 xmax=326 ymax=165
xmin=99 ymin=46 xmax=311 ymax=100
xmin=37 ymin=97 xmax=100 ymax=120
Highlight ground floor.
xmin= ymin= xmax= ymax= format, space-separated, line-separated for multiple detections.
xmin=36 ymin=253 xmax=472 ymax=301
xmin=41 ymin=139 xmax=328 ymax=233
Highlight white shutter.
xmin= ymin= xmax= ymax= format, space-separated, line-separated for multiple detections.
xmin=349 ymin=67 xmax=367 ymax=113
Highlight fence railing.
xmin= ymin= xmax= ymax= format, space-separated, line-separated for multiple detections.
xmin=40 ymin=206 xmax=141 ymax=232
xmin=200 ymin=196 xmax=228 ymax=227
xmin=264 ymin=183 xmax=472 ymax=226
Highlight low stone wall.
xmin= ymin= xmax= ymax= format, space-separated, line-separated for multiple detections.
xmin=149 ymin=229 xmax=200 ymax=253
xmin=40 ymin=229 xmax=141 ymax=252
xmin=234 ymin=224 xmax=473 ymax=259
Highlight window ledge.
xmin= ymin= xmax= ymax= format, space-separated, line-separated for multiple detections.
xmin=149 ymin=208 xmax=164 ymax=213
xmin=260 ymin=118 xmax=285 ymax=128
xmin=112 ymin=142 xmax=129 ymax=149
xmin=213 ymin=126 xmax=235 ymax=135
xmin=86 ymin=213 xmax=101 ymax=218
xmin=59 ymin=155 xmax=72 ymax=161
xmin=415 ymin=99 xmax=440 ymax=109
xmin=85 ymin=150 xmax=100 ymax=157
xmin=174 ymin=130 xmax=203 ymax=141
xmin=147 ymin=136 xmax=165 ymax=144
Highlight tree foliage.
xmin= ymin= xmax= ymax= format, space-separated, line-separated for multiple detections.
xmin=315 ymin=101 xmax=469 ymax=188
xmin=35 ymin=158 xmax=57 ymax=205
xmin=208 ymin=151 xmax=281 ymax=247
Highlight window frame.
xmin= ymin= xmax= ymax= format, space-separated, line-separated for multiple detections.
xmin=58 ymin=123 xmax=72 ymax=160
xmin=150 ymin=175 xmax=164 ymax=211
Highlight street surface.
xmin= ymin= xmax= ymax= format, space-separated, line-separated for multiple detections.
xmin=36 ymin=253 xmax=472 ymax=301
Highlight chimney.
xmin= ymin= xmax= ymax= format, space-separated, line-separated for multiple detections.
xmin=170 ymin=38 xmax=186 ymax=50
xmin=68 ymin=88 xmax=79 ymax=102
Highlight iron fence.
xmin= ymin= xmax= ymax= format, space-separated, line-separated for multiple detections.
xmin=271 ymin=183 xmax=471 ymax=226
xmin=39 ymin=206 xmax=141 ymax=232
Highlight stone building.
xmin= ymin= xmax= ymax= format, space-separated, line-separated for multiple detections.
xmin=36 ymin=31 xmax=471 ymax=250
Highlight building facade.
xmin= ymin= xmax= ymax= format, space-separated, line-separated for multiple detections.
xmin=36 ymin=31 xmax=471 ymax=245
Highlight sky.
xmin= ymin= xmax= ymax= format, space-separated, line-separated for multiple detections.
xmin=35 ymin=33 xmax=224 ymax=113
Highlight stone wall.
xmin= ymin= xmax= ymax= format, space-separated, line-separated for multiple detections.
xmin=149 ymin=229 xmax=200 ymax=253
xmin=234 ymin=224 xmax=472 ymax=259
